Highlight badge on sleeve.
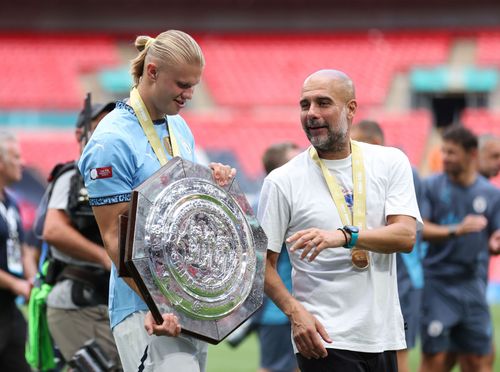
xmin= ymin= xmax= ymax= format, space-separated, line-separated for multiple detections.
xmin=90 ymin=166 xmax=113 ymax=180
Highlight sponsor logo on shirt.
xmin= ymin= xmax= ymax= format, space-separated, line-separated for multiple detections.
xmin=90 ymin=166 xmax=113 ymax=180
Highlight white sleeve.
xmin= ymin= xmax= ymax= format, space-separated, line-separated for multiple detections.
xmin=257 ymin=178 xmax=291 ymax=254
xmin=384 ymin=148 xmax=423 ymax=230
xmin=47 ymin=170 xmax=74 ymax=210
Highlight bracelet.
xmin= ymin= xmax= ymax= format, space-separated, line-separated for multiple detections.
xmin=337 ymin=228 xmax=349 ymax=247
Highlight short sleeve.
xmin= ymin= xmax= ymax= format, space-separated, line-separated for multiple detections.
xmin=78 ymin=132 xmax=135 ymax=206
xmin=488 ymin=191 xmax=500 ymax=233
xmin=257 ymin=178 xmax=291 ymax=254
xmin=419 ymin=176 xmax=433 ymax=221
xmin=385 ymin=148 xmax=423 ymax=230
xmin=47 ymin=170 xmax=73 ymax=210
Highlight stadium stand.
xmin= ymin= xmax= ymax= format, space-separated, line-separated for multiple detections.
xmin=359 ymin=109 xmax=432 ymax=166
xmin=199 ymin=32 xmax=450 ymax=108
xmin=476 ymin=30 xmax=500 ymax=66
xmin=185 ymin=108 xmax=431 ymax=181
xmin=0 ymin=34 xmax=119 ymax=109
xmin=184 ymin=108 xmax=308 ymax=179
xmin=0 ymin=30 xmax=495 ymax=182
xmin=17 ymin=130 xmax=77 ymax=176
xmin=462 ymin=108 xmax=500 ymax=134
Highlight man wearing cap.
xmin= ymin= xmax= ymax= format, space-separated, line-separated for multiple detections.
xmin=42 ymin=101 xmax=121 ymax=368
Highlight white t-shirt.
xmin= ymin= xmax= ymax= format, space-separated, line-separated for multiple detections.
xmin=258 ymin=142 xmax=422 ymax=353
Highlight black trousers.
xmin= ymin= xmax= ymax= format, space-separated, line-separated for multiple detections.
xmin=297 ymin=348 xmax=398 ymax=372
xmin=0 ymin=302 xmax=32 ymax=372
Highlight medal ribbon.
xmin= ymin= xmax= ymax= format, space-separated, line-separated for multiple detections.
xmin=309 ymin=140 xmax=369 ymax=269
xmin=309 ymin=140 xmax=367 ymax=231
xmin=130 ymin=87 xmax=180 ymax=165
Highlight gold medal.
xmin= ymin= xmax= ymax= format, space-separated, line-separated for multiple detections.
xmin=163 ymin=136 xmax=173 ymax=157
xmin=351 ymin=249 xmax=369 ymax=269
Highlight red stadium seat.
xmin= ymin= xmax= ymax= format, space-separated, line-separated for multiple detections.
xmin=0 ymin=34 xmax=119 ymax=109
xmin=461 ymin=108 xmax=500 ymax=135
xmin=356 ymin=110 xmax=432 ymax=166
xmin=17 ymin=130 xmax=77 ymax=177
xmin=476 ymin=30 xmax=500 ymax=66
xmin=185 ymin=108 xmax=431 ymax=178
xmin=199 ymin=32 xmax=450 ymax=108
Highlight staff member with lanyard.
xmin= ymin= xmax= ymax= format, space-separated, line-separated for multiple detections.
xmin=0 ymin=131 xmax=33 ymax=372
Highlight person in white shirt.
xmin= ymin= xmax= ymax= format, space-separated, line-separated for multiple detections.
xmin=258 ymin=69 xmax=422 ymax=372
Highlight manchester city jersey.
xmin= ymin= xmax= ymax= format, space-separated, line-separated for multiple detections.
xmin=78 ymin=101 xmax=197 ymax=328
xmin=421 ymin=173 xmax=500 ymax=279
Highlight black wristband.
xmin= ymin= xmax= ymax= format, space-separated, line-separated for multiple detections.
xmin=337 ymin=228 xmax=349 ymax=247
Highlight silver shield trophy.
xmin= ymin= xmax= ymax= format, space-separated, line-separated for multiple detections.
xmin=122 ymin=157 xmax=267 ymax=344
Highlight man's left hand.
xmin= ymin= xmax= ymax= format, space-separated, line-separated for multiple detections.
xmin=210 ymin=162 xmax=236 ymax=187
xmin=489 ymin=230 xmax=500 ymax=255
xmin=287 ymin=228 xmax=345 ymax=261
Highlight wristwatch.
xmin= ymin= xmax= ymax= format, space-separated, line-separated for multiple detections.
xmin=342 ymin=225 xmax=359 ymax=249
xmin=448 ymin=224 xmax=458 ymax=238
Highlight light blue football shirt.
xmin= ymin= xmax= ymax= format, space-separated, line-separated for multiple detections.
xmin=78 ymin=101 xmax=197 ymax=328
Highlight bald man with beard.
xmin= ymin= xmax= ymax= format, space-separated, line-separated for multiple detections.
xmin=258 ymin=69 xmax=422 ymax=372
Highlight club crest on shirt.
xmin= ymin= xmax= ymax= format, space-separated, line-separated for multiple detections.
xmin=427 ymin=320 xmax=443 ymax=337
xmin=473 ymin=196 xmax=487 ymax=214
xmin=90 ymin=166 xmax=113 ymax=180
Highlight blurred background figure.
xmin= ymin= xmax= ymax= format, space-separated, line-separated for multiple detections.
xmin=253 ymin=142 xmax=300 ymax=372
xmin=477 ymin=132 xmax=500 ymax=371
xmin=351 ymin=119 xmax=425 ymax=372
xmin=478 ymin=134 xmax=500 ymax=180
xmin=0 ymin=130 xmax=34 ymax=372
xmin=420 ymin=125 xmax=500 ymax=372
xmin=350 ymin=120 xmax=385 ymax=146
xmin=42 ymin=100 xmax=120 ymax=368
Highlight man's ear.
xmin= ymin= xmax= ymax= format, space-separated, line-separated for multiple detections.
xmin=468 ymin=148 xmax=478 ymax=160
xmin=75 ymin=128 xmax=83 ymax=143
xmin=347 ymin=99 xmax=357 ymax=119
xmin=146 ymin=63 xmax=158 ymax=81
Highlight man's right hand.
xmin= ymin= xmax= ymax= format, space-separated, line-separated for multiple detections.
xmin=290 ymin=302 xmax=332 ymax=359
xmin=144 ymin=311 xmax=181 ymax=337
xmin=457 ymin=214 xmax=488 ymax=235
xmin=11 ymin=277 xmax=31 ymax=300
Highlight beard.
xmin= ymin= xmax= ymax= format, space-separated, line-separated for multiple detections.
xmin=305 ymin=106 xmax=349 ymax=153
xmin=443 ymin=162 xmax=464 ymax=178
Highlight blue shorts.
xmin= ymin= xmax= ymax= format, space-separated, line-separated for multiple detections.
xmin=397 ymin=252 xmax=423 ymax=349
xmin=398 ymin=281 xmax=422 ymax=349
xmin=420 ymin=277 xmax=492 ymax=355
xmin=257 ymin=323 xmax=297 ymax=372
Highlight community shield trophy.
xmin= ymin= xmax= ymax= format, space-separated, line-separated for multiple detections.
xmin=121 ymin=157 xmax=267 ymax=344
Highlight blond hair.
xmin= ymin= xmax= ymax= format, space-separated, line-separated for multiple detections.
xmin=130 ymin=30 xmax=205 ymax=86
